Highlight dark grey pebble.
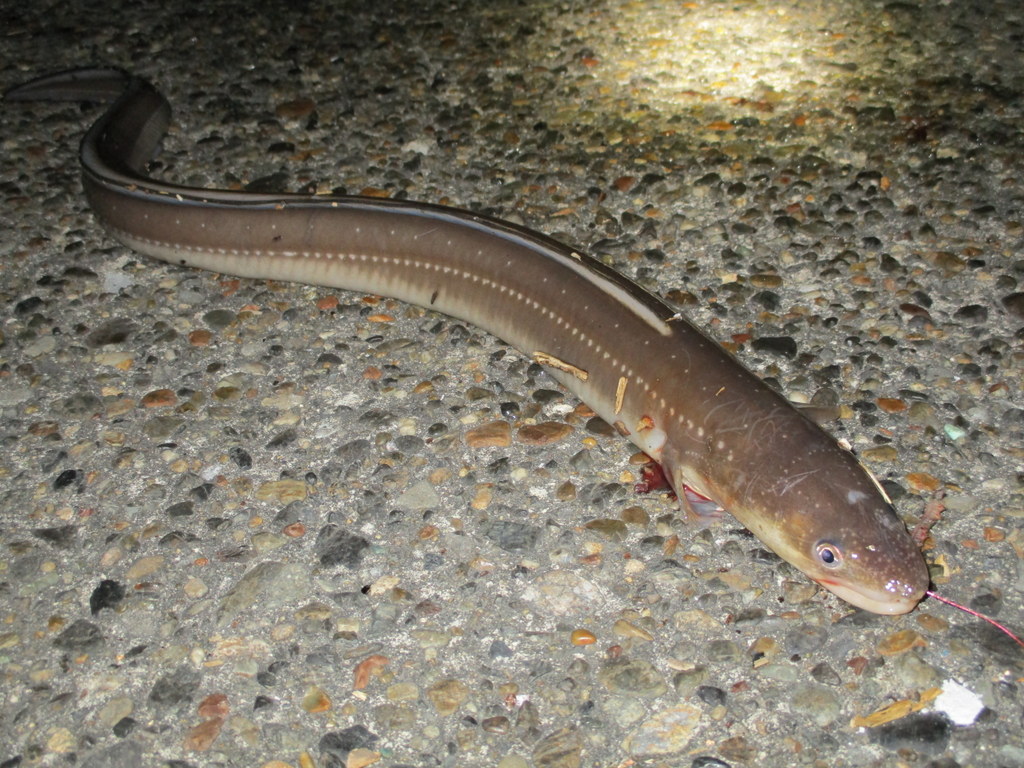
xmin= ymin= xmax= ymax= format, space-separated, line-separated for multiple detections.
xmin=393 ymin=434 xmax=424 ymax=452
xmin=705 ymin=640 xmax=743 ymax=664
xmin=485 ymin=457 xmax=511 ymax=477
xmin=696 ymin=685 xmax=726 ymax=706
xmin=481 ymin=715 xmax=511 ymax=734
xmin=335 ymin=438 xmax=372 ymax=465
xmin=748 ymin=547 xmax=780 ymax=565
xmin=316 ymin=524 xmax=370 ymax=568
xmin=89 ymin=579 xmax=126 ymax=614
xmin=533 ymin=388 xmax=564 ymax=404
xmin=31 ymin=524 xmax=76 ymax=548
xmin=216 ymin=561 xmax=284 ymax=623
xmin=111 ymin=716 xmax=136 ymax=737
xmin=273 ymin=500 xmax=310 ymax=526
xmin=532 ymin=726 xmax=583 ymax=768
xmin=266 ymin=428 xmax=298 ymax=448
xmin=257 ymin=660 xmax=289 ymax=687
xmin=648 ymin=558 xmax=692 ymax=589
xmin=584 ymin=416 xmax=616 ymax=437
xmin=673 ymin=665 xmax=709 ymax=696
xmin=39 ymin=448 xmax=68 ymax=474
xmin=735 ymin=607 xmax=767 ymax=626
xmin=516 ymin=700 xmax=542 ymax=744
xmin=751 ymin=290 xmax=780 ymax=310
xmin=954 ymin=304 xmax=988 ymax=323
xmin=871 ymin=712 xmax=950 ymax=755
xmin=784 ymin=624 xmax=828 ymax=655
xmin=969 ymin=589 xmax=1003 ymax=616
xmin=228 ymin=445 xmax=253 ymax=469
xmin=692 ymin=758 xmax=731 ymax=768
xmin=639 ymin=535 xmax=666 ymax=553
xmin=466 ymin=386 xmax=495 ymax=401
xmin=161 ymin=530 xmax=198 ymax=547
xmin=810 ymin=662 xmax=842 ymax=686
xmin=319 ymin=725 xmax=379 ymax=762
xmin=576 ymin=481 xmax=628 ymax=509
xmin=53 ymin=619 xmax=103 ymax=650
xmin=1001 ymin=292 xmax=1024 ymax=318
xmin=143 ymin=415 xmax=184 ymax=440
xmin=489 ymin=639 xmax=514 ymax=659
xmin=62 ymin=265 xmax=99 ymax=280
xmin=52 ymin=469 xmax=84 ymax=492
xmin=245 ymin=171 xmax=290 ymax=193
xmin=79 ymin=740 xmax=143 ymax=768
xmin=568 ymin=449 xmax=596 ymax=474
xmin=189 ymin=482 xmax=215 ymax=501
xmin=148 ymin=665 xmax=202 ymax=707
xmin=500 ymin=401 xmax=521 ymax=419
xmin=85 ymin=318 xmax=137 ymax=347
xmin=14 ymin=296 xmax=45 ymax=316
xmin=598 ymin=658 xmax=668 ymax=698
xmin=202 ymin=308 xmax=237 ymax=329
xmin=751 ymin=336 xmax=798 ymax=358
xmin=584 ymin=518 xmax=628 ymax=541
xmin=481 ymin=518 xmax=541 ymax=551
xmin=359 ymin=408 xmax=397 ymax=429
xmin=165 ymin=501 xmax=194 ymax=517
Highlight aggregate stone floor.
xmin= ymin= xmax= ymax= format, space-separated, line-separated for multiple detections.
xmin=1 ymin=0 xmax=1023 ymax=766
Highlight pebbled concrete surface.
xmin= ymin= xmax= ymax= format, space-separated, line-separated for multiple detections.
xmin=1 ymin=1 xmax=1022 ymax=766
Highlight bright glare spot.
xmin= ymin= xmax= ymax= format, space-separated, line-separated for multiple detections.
xmin=587 ymin=2 xmax=882 ymax=112
xmin=643 ymin=10 xmax=818 ymax=98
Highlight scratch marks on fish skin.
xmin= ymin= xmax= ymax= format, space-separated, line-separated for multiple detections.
xmin=700 ymin=396 xmax=750 ymax=431
xmin=774 ymin=467 xmax=822 ymax=497
xmin=702 ymin=400 xmax=792 ymax=444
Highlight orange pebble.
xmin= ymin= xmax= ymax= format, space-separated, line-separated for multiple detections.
xmin=570 ymin=629 xmax=596 ymax=646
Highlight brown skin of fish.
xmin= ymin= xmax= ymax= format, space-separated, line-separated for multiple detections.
xmin=4 ymin=68 xmax=931 ymax=614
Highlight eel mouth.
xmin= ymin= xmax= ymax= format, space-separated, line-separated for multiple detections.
xmin=814 ymin=576 xmax=927 ymax=616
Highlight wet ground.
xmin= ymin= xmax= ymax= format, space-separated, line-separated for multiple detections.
xmin=1 ymin=0 xmax=1022 ymax=766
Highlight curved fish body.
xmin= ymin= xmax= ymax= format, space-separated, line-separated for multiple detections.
xmin=4 ymin=68 xmax=930 ymax=614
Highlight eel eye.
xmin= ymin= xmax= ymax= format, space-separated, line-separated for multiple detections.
xmin=816 ymin=542 xmax=842 ymax=568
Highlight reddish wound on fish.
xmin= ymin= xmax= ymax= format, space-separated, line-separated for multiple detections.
xmin=634 ymin=461 xmax=671 ymax=495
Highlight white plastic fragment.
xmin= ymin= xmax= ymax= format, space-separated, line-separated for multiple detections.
xmin=934 ymin=679 xmax=984 ymax=726
xmin=402 ymin=139 xmax=433 ymax=155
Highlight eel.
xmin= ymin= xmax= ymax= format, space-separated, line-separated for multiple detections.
xmin=4 ymin=68 xmax=930 ymax=614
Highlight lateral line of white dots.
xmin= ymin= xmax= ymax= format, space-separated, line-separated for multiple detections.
xmin=112 ymin=224 xmax=690 ymax=433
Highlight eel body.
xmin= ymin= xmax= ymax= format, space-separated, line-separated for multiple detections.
xmin=5 ymin=68 xmax=930 ymax=614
